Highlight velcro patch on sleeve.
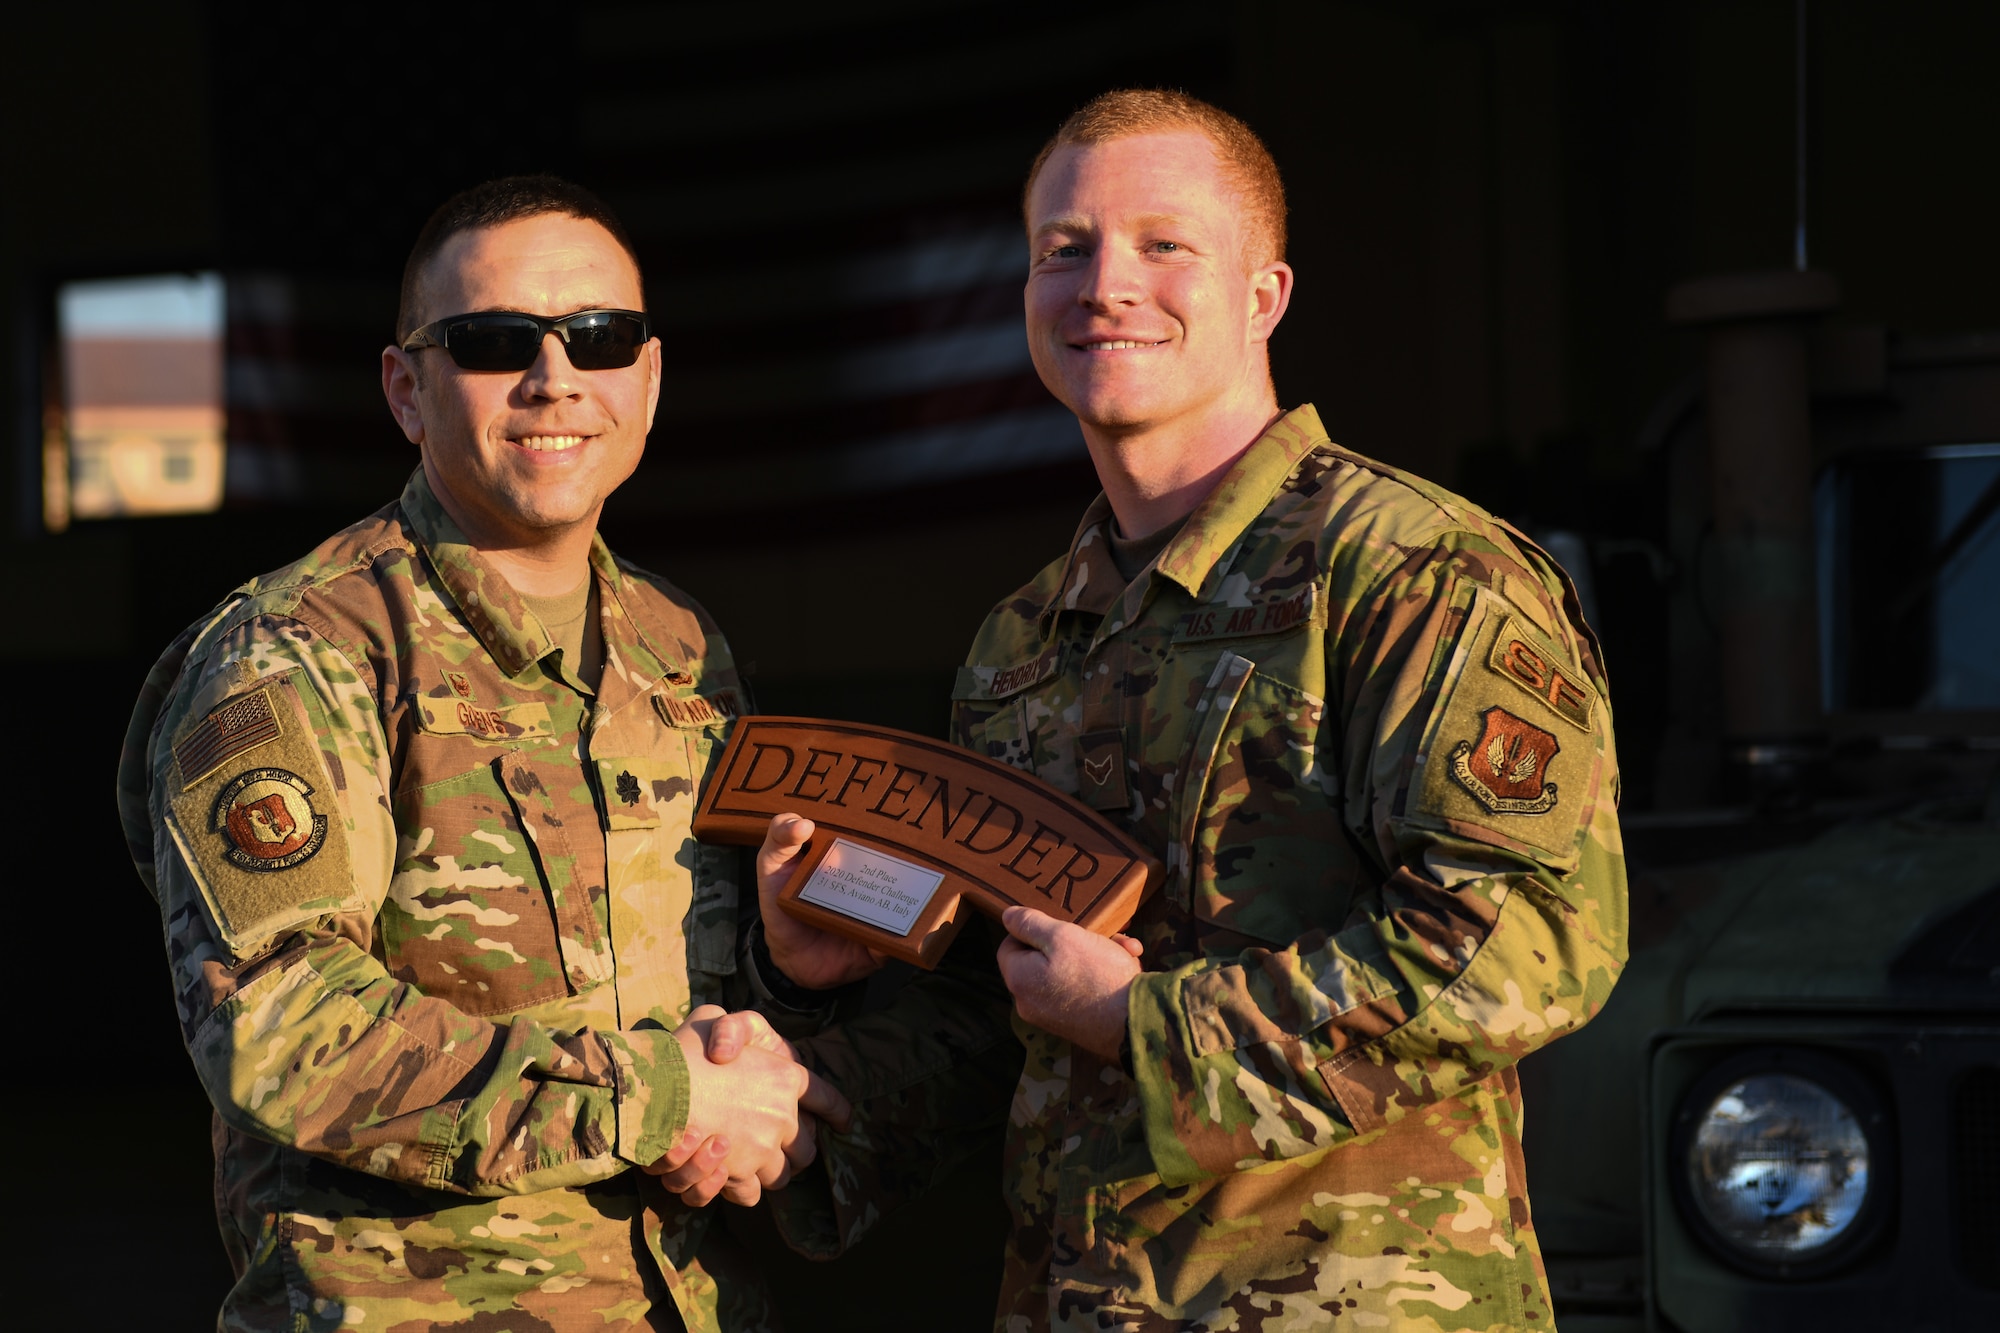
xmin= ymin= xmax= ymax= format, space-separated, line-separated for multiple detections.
xmin=1409 ymin=590 xmax=1604 ymax=866
xmin=165 ymin=677 xmax=353 ymax=957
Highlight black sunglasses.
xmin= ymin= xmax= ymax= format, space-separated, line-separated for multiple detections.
xmin=399 ymin=308 xmax=652 ymax=372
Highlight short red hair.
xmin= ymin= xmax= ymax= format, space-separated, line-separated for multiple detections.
xmin=1023 ymin=89 xmax=1288 ymax=269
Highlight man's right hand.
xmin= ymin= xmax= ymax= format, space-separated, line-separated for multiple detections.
xmin=756 ymin=812 xmax=888 ymax=990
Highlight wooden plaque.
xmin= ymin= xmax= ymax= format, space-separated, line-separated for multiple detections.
xmin=692 ymin=717 xmax=1162 ymax=968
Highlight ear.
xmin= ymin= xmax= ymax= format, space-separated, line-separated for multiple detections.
xmin=642 ymin=335 xmax=662 ymax=432
xmin=381 ymin=346 xmax=427 ymax=445
xmin=1247 ymin=260 xmax=1294 ymax=344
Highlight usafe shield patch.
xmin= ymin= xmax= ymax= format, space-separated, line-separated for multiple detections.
xmin=165 ymin=677 xmax=352 ymax=956
xmin=1413 ymin=589 xmax=1603 ymax=866
xmin=1451 ymin=708 xmax=1561 ymax=813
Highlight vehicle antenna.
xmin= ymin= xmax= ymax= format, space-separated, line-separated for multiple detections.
xmin=1794 ymin=0 xmax=1809 ymax=271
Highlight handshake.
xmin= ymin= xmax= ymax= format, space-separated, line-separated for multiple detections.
xmin=642 ymin=808 xmax=1143 ymax=1207
xmin=640 ymin=813 xmax=876 ymax=1208
xmin=642 ymin=1003 xmax=850 ymax=1207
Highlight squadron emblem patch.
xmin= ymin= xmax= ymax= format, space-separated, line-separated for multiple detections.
xmin=1450 ymin=707 xmax=1561 ymax=814
xmin=211 ymin=767 xmax=328 ymax=871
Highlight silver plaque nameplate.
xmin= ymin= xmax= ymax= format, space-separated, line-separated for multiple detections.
xmin=795 ymin=837 xmax=946 ymax=938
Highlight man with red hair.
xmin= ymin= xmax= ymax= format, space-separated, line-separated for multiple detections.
xmin=751 ymin=90 xmax=1629 ymax=1331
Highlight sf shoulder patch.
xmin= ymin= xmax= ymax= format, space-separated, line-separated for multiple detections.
xmin=1411 ymin=588 xmax=1607 ymax=866
xmin=165 ymin=677 xmax=352 ymax=956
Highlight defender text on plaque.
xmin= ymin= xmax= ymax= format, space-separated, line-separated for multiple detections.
xmin=693 ymin=718 xmax=1162 ymax=968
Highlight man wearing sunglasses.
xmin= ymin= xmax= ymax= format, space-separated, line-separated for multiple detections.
xmin=119 ymin=176 xmax=846 ymax=1332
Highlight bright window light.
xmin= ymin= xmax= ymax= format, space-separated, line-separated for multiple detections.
xmin=51 ymin=271 xmax=226 ymax=526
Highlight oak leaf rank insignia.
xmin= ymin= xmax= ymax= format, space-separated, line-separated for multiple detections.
xmin=1450 ymin=707 xmax=1560 ymax=814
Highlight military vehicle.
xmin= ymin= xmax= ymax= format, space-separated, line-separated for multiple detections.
xmin=1526 ymin=271 xmax=2000 ymax=1331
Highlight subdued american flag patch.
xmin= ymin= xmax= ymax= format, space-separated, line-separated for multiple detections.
xmin=176 ymin=688 xmax=283 ymax=789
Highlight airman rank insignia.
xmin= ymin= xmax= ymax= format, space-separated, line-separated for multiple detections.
xmin=212 ymin=767 xmax=328 ymax=871
xmin=1075 ymin=729 xmax=1131 ymax=812
xmin=1450 ymin=708 xmax=1560 ymax=814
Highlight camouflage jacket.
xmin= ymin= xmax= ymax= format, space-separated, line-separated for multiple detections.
xmin=117 ymin=469 xmax=769 ymax=1332
xmin=942 ymin=405 xmax=1629 ymax=1331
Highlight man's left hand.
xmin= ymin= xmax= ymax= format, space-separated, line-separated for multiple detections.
xmin=996 ymin=906 xmax=1143 ymax=1060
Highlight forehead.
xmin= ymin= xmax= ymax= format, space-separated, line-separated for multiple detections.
xmin=422 ymin=214 xmax=643 ymax=316
xmin=1028 ymin=131 xmax=1238 ymax=232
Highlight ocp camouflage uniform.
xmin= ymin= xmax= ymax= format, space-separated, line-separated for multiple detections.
xmin=792 ymin=405 xmax=1627 ymax=1332
xmin=117 ymin=469 xmax=773 ymax=1332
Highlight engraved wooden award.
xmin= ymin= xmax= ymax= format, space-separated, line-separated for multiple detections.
xmin=692 ymin=718 xmax=1162 ymax=969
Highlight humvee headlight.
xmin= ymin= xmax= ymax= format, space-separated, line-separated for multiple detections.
xmin=1681 ymin=1071 xmax=1874 ymax=1267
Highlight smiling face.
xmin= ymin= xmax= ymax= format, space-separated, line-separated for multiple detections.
xmin=381 ymin=213 xmax=660 ymax=552
xmin=1025 ymin=131 xmax=1290 ymax=440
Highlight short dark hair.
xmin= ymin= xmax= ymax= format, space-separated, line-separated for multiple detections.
xmin=396 ymin=175 xmax=642 ymax=338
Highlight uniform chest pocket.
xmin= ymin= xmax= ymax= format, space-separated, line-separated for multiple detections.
xmin=1172 ymin=654 xmax=1359 ymax=950
xmin=381 ymin=752 xmax=572 ymax=1016
xmin=598 ymin=717 xmax=737 ymax=982
xmin=951 ymin=650 xmax=1079 ymax=783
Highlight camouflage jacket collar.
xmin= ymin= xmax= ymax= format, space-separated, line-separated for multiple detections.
xmin=397 ymin=468 xmax=678 ymax=686
xmin=1039 ymin=404 xmax=1332 ymax=634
